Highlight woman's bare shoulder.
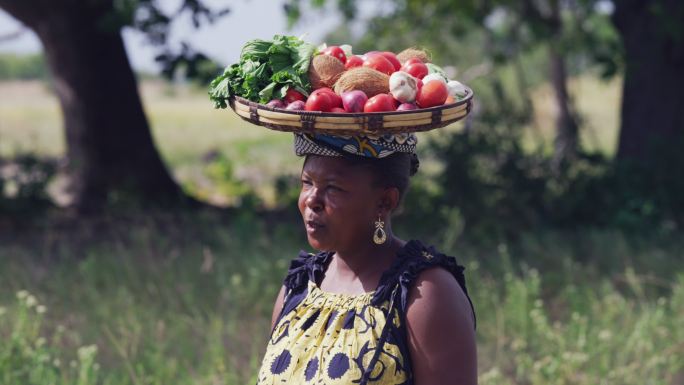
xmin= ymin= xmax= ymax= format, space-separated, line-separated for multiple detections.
xmin=270 ymin=285 xmax=287 ymax=331
xmin=405 ymin=266 xmax=477 ymax=385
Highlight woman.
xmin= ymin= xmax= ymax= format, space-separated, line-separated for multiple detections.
xmin=256 ymin=132 xmax=477 ymax=385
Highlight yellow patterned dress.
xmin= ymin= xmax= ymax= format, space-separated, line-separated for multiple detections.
xmin=255 ymin=240 xmax=476 ymax=385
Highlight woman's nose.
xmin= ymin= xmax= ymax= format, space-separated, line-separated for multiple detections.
xmin=305 ymin=187 xmax=324 ymax=212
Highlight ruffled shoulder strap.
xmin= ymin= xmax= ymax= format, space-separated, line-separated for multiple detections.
xmin=272 ymin=250 xmax=333 ymax=330
xmin=371 ymin=240 xmax=476 ymax=330
xmin=282 ymin=249 xmax=333 ymax=292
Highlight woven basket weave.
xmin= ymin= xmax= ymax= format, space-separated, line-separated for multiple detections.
xmin=228 ymin=85 xmax=473 ymax=135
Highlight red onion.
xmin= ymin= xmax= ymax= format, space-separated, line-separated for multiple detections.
xmin=285 ymin=100 xmax=306 ymax=111
xmin=396 ymin=103 xmax=418 ymax=111
xmin=341 ymin=90 xmax=368 ymax=113
xmin=266 ymin=99 xmax=286 ymax=109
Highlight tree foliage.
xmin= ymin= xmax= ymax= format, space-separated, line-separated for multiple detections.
xmin=284 ymin=0 xmax=684 ymax=237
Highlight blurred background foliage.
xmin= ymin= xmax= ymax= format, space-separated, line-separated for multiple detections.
xmin=0 ymin=0 xmax=683 ymax=384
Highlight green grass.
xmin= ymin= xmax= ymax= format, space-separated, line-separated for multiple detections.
xmin=0 ymin=213 xmax=682 ymax=384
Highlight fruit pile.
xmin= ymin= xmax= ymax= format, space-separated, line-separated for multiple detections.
xmin=273 ymin=45 xmax=467 ymax=113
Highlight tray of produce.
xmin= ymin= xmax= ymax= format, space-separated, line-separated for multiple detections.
xmin=209 ymin=35 xmax=473 ymax=135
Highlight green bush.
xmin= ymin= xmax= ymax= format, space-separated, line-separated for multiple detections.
xmin=0 ymin=154 xmax=56 ymax=215
xmin=0 ymin=54 xmax=48 ymax=80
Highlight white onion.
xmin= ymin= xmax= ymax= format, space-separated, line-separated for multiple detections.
xmin=389 ymin=71 xmax=417 ymax=103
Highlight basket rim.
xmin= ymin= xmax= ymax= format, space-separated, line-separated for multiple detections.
xmin=230 ymin=84 xmax=473 ymax=117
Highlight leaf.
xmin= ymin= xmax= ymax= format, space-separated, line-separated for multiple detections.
xmin=208 ymin=35 xmax=316 ymax=105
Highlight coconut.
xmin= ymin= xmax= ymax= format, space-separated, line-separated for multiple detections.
xmin=396 ymin=48 xmax=431 ymax=64
xmin=308 ymin=54 xmax=346 ymax=89
xmin=333 ymin=67 xmax=389 ymax=98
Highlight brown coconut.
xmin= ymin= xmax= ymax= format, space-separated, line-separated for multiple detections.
xmin=308 ymin=54 xmax=346 ymax=89
xmin=333 ymin=67 xmax=389 ymax=98
xmin=396 ymin=47 xmax=431 ymax=64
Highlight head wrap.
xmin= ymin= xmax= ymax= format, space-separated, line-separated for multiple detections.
xmin=294 ymin=132 xmax=418 ymax=158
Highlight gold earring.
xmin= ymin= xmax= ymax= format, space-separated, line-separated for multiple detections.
xmin=373 ymin=215 xmax=387 ymax=245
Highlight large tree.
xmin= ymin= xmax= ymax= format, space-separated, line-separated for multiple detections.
xmin=613 ymin=0 xmax=684 ymax=161
xmin=0 ymin=0 xmax=224 ymax=213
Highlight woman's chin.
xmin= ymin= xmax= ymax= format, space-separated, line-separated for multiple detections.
xmin=306 ymin=234 xmax=331 ymax=252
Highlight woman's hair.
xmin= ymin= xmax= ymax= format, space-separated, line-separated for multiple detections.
xmin=305 ymin=152 xmax=419 ymax=202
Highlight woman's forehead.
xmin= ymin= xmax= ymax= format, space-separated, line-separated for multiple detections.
xmin=302 ymin=156 xmax=371 ymax=180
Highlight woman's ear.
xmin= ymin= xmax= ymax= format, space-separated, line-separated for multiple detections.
xmin=378 ymin=187 xmax=401 ymax=215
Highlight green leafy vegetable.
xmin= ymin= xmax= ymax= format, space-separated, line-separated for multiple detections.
xmin=209 ymin=35 xmax=317 ymax=108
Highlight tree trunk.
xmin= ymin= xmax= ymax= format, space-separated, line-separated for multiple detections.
xmin=549 ymin=46 xmax=579 ymax=166
xmin=548 ymin=0 xmax=579 ymax=169
xmin=0 ymin=0 xmax=199 ymax=213
xmin=613 ymin=0 xmax=684 ymax=161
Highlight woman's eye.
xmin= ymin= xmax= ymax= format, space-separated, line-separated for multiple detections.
xmin=327 ymin=185 xmax=343 ymax=192
xmin=301 ymin=179 xmax=312 ymax=186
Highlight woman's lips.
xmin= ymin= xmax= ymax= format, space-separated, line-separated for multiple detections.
xmin=305 ymin=219 xmax=325 ymax=233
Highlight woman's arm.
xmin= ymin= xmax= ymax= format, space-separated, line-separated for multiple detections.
xmin=270 ymin=285 xmax=287 ymax=330
xmin=405 ymin=267 xmax=477 ymax=385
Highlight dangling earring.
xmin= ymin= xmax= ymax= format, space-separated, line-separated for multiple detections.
xmin=373 ymin=215 xmax=387 ymax=245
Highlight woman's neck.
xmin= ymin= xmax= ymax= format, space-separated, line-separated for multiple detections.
xmin=329 ymin=232 xmax=405 ymax=284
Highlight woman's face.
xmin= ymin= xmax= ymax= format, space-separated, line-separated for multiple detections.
xmin=298 ymin=155 xmax=385 ymax=252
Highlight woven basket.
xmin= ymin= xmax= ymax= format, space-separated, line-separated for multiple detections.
xmin=228 ymin=85 xmax=473 ymax=135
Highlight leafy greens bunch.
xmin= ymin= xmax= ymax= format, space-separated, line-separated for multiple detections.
xmin=209 ymin=35 xmax=316 ymax=108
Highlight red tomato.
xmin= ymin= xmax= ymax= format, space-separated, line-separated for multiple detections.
xmin=401 ymin=61 xmax=428 ymax=79
xmin=311 ymin=88 xmax=342 ymax=108
xmin=311 ymin=87 xmax=335 ymax=95
xmin=363 ymin=54 xmax=395 ymax=76
xmin=416 ymin=80 xmax=448 ymax=108
xmin=321 ymin=46 xmax=347 ymax=64
xmin=380 ymin=52 xmax=402 ymax=71
xmin=363 ymin=51 xmax=381 ymax=58
xmin=416 ymin=78 xmax=423 ymax=93
xmin=403 ymin=58 xmax=424 ymax=66
xmin=284 ymin=88 xmax=306 ymax=104
xmin=364 ymin=94 xmax=396 ymax=112
xmin=330 ymin=107 xmax=347 ymax=113
xmin=345 ymin=55 xmax=364 ymax=69
xmin=305 ymin=92 xmax=333 ymax=112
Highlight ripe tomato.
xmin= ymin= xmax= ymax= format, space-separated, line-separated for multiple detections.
xmin=305 ymin=92 xmax=334 ymax=112
xmin=284 ymin=88 xmax=306 ymax=104
xmin=416 ymin=78 xmax=423 ymax=93
xmin=321 ymin=46 xmax=347 ymax=64
xmin=401 ymin=60 xmax=428 ymax=79
xmin=311 ymin=87 xmax=334 ymax=96
xmin=403 ymin=58 xmax=424 ymax=66
xmin=416 ymin=80 xmax=448 ymax=108
xmin=380 ymin=52 xmax=402 ymax=71
xmin=363 ymin=54 xmax=395 ymax=76
xmin=364 ymin=94 xmax=396 ymax=112
xmin=363 ymin=51 xmax=381 ymax=59
xmin=311 ymin=88 xmax=342 ymax=108
xmin=345 ymin=55 xmax=364 ymax=69
xmin=330 ymin=107 xmax=347 ymax=113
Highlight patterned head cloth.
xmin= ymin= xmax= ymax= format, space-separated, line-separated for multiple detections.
xmin=293 ymin=132 xmax=418 ymax=158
